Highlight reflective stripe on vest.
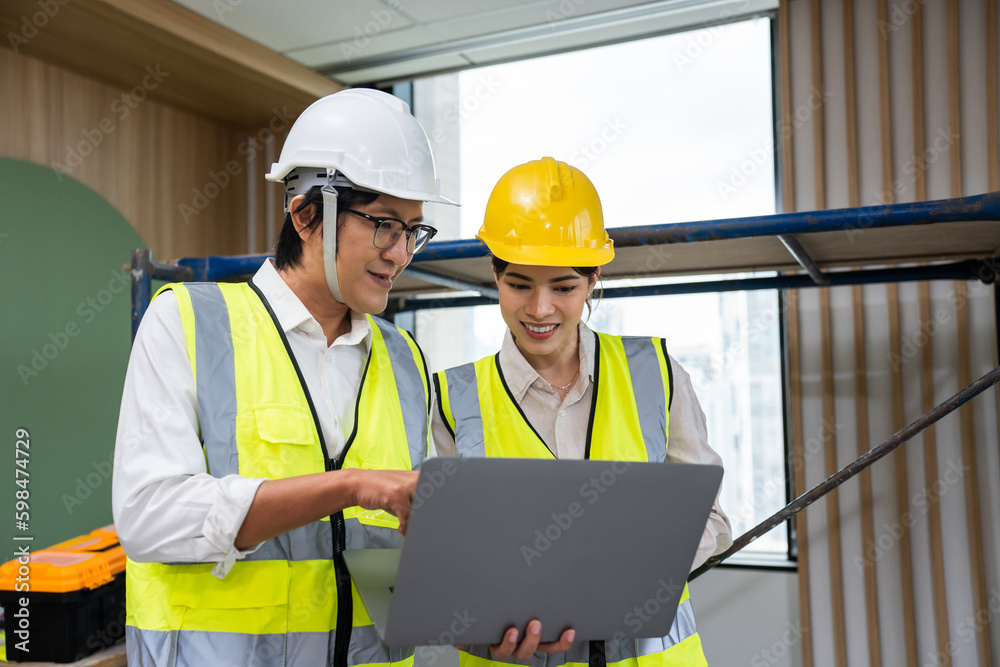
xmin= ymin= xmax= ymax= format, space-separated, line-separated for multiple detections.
xmin=127 ymin=281 xmax=429 ymax=667
xmin=440 ymin=332 xmax=671 ymax=462
xmin=436 ymin=331 xmax=704 ymax=667
xmin=125 ymin=625 xmax=415 ymax=667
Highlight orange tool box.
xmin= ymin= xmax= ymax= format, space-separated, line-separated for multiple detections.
xmin=0 ymin=525 xmax=125 ymax=663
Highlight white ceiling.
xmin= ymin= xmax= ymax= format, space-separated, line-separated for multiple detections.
xmin=170 ymin=0 xmax=776 ymax=85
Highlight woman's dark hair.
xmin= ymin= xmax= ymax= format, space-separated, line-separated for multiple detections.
xmin=274 ymin=185 xmax=379 ymax=270
xmin=491 ymin=256 xmax=602 ymax=316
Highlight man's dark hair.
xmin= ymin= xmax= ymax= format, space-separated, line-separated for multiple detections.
xmin=274 ymin=185 xmax=379 ymax=270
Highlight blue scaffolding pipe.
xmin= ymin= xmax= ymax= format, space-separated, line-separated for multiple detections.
xmin=413 ymin=191 xmax=1000 ymax=262
xmin=130 ymin=192 xmax=1000 ymax=334
xmin=164 ymin=192 xmax=1000 ymax=274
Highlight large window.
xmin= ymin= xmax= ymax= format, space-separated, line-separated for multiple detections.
xmin=411 ymin=17 xmax=787 ymax=559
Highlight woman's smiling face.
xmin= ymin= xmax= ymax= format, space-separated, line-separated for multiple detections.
xmin=494 ymin=263 xmax=597 ymax=360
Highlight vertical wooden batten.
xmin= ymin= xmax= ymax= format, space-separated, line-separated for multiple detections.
xmin=787 ymin=288 xmax=813 ymax=667
xmin=843 ymin=0 xmax=880 ymax=662
xmin=954 ymin=282 xmax=992 ymax=667
xmin=918 ymin=282 xmax=952 ymax=667
xmin=888 ymin=283 xmax=919 ymax=665
xmin=843 ymin=0 xmax=860 ymax=207
xmin=878 ymin=0 xmax=894 ymax=205
xmin=987 ymin=0 xmax=1000 ymax=535
xmin=947 ymin=3 xmax=990 ymax=664
xmin=947 ymin=0 xmax=962 ymax=195
xmin=812 ymin=0 xmax=827 ymax=210
xmin=819 ymin=288 xmax=847 ymax=667
xmin=781 ymin=0 xmax=797 ymax=217
xmin=852 ymin=283 xmax=881 ymax=667
xmin=989 ymin=0 xmax=999 ymax=192
xmin=911 ymin=0 xmax=926 ymax=202
xmin=779 ymin=3 xmax=811 ymax=664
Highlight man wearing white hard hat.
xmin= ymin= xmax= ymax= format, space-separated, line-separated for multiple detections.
xmin=113 ymin=89 xmax=458 ymax=667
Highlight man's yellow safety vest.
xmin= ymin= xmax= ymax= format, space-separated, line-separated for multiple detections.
xmin=126 ymin=281 xmax=430 ymax=667
xmin=435 ymin=331 xmax=707 ymax=667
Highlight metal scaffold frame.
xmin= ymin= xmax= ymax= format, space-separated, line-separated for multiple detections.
xmin=130 ymin=193 xmax=1000 ymax=575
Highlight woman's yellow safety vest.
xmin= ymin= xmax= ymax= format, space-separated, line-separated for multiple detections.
xmin=435 ymin=331 xmax=707 ymax=667
xmin=126 ymin=282 xmax=431 ymax=667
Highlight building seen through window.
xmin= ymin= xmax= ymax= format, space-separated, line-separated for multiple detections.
xmin=411 ymin=16 xmax=786 ymax=558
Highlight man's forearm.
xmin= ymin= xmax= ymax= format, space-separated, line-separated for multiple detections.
xmin=234 ymin=469 xmax=359 ymax=550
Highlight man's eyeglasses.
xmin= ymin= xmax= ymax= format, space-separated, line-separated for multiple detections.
xmin=344 ymin=208 xmax=438 ymax=255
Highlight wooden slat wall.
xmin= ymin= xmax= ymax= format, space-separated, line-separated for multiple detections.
xmin=0 ymin=47 xmax=290 ymax=260
xmin=781 ymin=0 xmax=1000 ymax=664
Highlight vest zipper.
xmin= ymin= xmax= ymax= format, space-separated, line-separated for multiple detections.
xmin=330 ymin=457 xmax=352 ymax=667
xmin=246 ymin=281 xmax=357 ymax=667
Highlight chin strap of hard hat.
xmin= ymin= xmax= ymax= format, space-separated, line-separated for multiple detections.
xmin=321 ymin=177 xmax=344 ymax=304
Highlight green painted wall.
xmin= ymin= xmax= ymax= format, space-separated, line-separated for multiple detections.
xmin=1 ymin=158 xmax=147 ymax=552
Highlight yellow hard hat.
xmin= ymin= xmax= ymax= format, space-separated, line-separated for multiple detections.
xmin=477 ymin=157 xmax=614 ymax=267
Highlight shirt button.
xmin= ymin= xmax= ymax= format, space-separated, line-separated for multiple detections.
xmin=559 ymin=410 xmax=566 ymax=417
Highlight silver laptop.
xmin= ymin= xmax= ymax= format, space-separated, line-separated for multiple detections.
xmin=344 ymin=457 xmax=722 ymax=647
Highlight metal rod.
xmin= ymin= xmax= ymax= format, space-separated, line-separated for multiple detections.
xmin=689 ymin=365 xmax=1000 ymax=580
xmin=778 ymin=234 xmax=829 ymax=285
xmin=995 ymin=283 xmax=1000 ymax=373
xmin=131 ymin=249 xmax=152 ymax=344
xmin=149 ymin=260 xmax=196 ymax=282
xmin=130 ymin=250 xmax=195 ymax=342
xmin=403 ymin=267 xmax=499 ymax=299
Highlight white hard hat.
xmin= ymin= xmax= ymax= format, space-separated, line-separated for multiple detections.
xmin=266 ymin=88 xmax=457 ymax=206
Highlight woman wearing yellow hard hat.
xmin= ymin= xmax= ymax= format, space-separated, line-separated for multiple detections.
xmin=432 ymin=157 xmax=731 ymax=667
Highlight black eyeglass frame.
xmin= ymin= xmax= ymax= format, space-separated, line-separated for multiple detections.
xmin=343 ymin=208 xmax=438 ymax=255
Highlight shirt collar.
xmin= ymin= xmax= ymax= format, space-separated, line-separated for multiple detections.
xmin=498 ymin=320 xmax=596 ymax=401
xmin=251 ymin=259 xmax=372 ymax=350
